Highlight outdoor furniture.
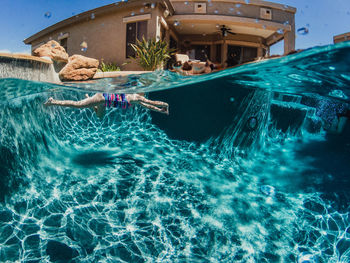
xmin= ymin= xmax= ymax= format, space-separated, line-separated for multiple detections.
xmin=175 ymin=54 xmax=190 ymax=64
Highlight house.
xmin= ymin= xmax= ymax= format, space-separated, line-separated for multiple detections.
xmin=24 ymin=0 xmax=296 ymax=70
xmin=333 ymin=32 xmax=350 ymax=44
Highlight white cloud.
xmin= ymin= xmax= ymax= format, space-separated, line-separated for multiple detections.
xmin=14 ymin=49 xmax=31 ymax=55
xmin=0 ymin=49 xmax=31 ymax=54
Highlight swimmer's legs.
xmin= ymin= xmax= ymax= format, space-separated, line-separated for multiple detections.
xmin=127 ymin=94 xmax=169 ymax=114
xmin=44 ymin=93 xmax=105 ymax=108
xmin=128 ymin=94 xmax=169 ymax=107
xmin=138 ymin=101 xmax=169 ymax=115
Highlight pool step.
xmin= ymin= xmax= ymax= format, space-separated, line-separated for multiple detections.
xmin=273 ymin=93 xmax=302 ymax=103
xmin=270 ymin=100 xmax=320 ymax=134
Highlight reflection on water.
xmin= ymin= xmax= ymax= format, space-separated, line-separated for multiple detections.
xmin=0 ymin=43 xmax=349 ymax=262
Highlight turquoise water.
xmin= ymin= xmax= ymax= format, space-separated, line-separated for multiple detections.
xmin=0 ymin=42 xmax=350 ymax=262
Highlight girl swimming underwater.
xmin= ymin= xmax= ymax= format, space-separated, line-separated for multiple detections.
xmin=44 ymin=93 xmax=169 ymax=117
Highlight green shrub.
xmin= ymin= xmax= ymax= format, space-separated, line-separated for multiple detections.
xmin=99 ymin=61 xmax=120 ymax=72
xmin=130 ymin=37 xmax=174 ymax=71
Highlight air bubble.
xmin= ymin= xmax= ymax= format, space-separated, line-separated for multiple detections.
xmin=260 ymin=185 xmax=275 ymax=196
xmin=245 ymin=0 xmax=250 ymax=3
xmin=151 ymin=3 xmax=155 ymax=8
xmin=91 ymin=13 xmax=95 ymax=19
xmin=229 ymin=7 xmax=234 ymax=12
xmin=230 ymin=97 xmax=235 ymax=102
xmin=237 ymin=11 xmax=241 ymax=15
xmin=174 ymin=21 xmax=180 ymax=26
xmin=140 ymin=8 xmax=144 ymax=13
xmin=255 ymin=18 xmax=259 ymax=23
xmin=262 ymin=25 xmax=267 ymax=29
xmin=44 ymin=12 xmax=52 ymax=19
xmin=297 ymin=27 xmax=309 ymax=35
xmin=329 ymin=66 xmax=335 ymax=71
xmin=80 ymin=41 xmax=88 ymax=52
xmin=247 ymin=117 xmax=258 ymax=130
xmin=214 ymin=9 xmax=219 ymax=14
xmin=184 ymin=1 xmax=188 ymax=5
xmin=216 ymin=24 xmax=220 ymax=28
xmin=283 ymin=21 xmax=289 ymax=26
xmin=236 ymin=4 xmax=241 ymax=8
xmin=131 ymin=12 xmax=135 ymax=16
xmin=277 ymin=28 xmax=284 ymax=34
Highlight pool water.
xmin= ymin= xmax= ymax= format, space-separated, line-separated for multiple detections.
xmin=0 ymin=42 xmax=350 ymax=262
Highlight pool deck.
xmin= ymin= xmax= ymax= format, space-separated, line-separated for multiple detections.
xmin=93 ymin=71 xmax=152 ymax=79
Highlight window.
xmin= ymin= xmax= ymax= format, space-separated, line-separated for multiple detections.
xmin=216 ymin=44 xmax=222 ymax=63
xmin=193 ymin=45 xmax=210 ymax=61
xmin=242 ymin=47 xmax=257 ymax=63
xmin=169 ymin=36 xmax=177 ymax=49
xmin=126 ymin=21 xmax=148 ymax=58
xmin=60 ymin=38 xmax=68 ymax=52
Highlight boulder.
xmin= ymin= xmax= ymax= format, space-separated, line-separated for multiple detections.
xmin=33 ymin=40 xmax=68 ymax=63
xmin=59 ymin=55 xmax=99 ymax=81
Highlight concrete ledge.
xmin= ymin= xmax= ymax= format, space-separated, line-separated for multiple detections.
xmin=93 ymin=71 xmax=152 ymax=79
xmin=0 ymin=53 xmax=53 ymax=64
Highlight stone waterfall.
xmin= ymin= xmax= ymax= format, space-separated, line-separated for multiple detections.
xmin=0 ymin=53 xmax=61 ymax=83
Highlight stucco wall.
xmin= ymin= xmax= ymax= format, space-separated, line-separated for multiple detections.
xmin=172 ymin=1 xmax=294 ymax=25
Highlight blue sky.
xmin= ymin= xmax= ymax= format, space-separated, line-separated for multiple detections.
xmin=0 ymin=0 xmax=349 ymax=55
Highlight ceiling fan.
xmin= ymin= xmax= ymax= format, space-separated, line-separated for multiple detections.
xmin=218 ymin=25 xmax=236 ymax=37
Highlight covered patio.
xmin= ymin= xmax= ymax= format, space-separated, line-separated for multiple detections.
xmin=165 ymin=14 xmax=293 ymax=65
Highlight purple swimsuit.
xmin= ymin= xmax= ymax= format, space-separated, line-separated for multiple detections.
xmin=103 ymin=93 xmax=132 ymax=109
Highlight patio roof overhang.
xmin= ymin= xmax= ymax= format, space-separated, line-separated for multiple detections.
xmin=166 ymin=14 xmax=290 ymax=44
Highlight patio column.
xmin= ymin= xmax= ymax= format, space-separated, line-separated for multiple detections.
xmin=222 ymin=42 xmax=227 ymax=65
xmin=284 ymin=20 xmax=295 ymax=54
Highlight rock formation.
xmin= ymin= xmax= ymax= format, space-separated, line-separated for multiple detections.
xmin=59 ymin=55 xmax=99 ymax=81
xmin=33 ymin=40 xmax=68 ymax=63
